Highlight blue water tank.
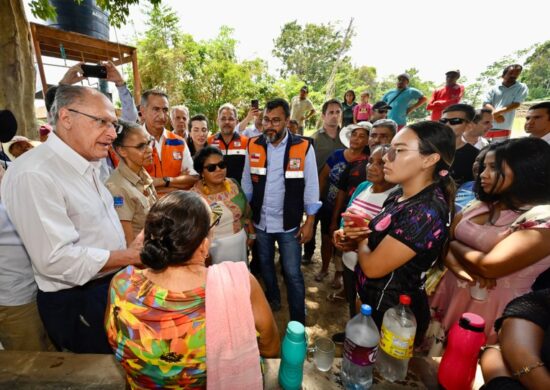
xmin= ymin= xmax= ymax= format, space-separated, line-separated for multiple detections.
xmin=48 ymin=0 xmax=109 ymax=40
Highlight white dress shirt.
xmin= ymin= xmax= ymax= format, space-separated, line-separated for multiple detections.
xmin=154 ymin=129 xmax=198 ymax=175
xmin=1 ymin=132 xmax=126 ymax=292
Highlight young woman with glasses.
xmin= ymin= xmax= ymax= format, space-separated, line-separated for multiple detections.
xmin=191 ymin=146 xmax=255 ymax=264
xmin=342 ymin=121 xmax=456 ymax=343
xmin=106 ymin=119 xmax=158 ymax=245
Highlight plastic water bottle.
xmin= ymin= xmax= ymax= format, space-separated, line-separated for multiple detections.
xmin=341 ymin=304 xmax=380 ymax=389
xmin=279 ymin=321 xmax=307 ymax=390
xmin=438 ymin=313 xmax=486 ymax=390
xmin=375 ymin=294 xmax=417 ymax=382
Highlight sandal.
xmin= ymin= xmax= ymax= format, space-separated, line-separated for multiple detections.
xmin=327 ymin=292 xmax=346 ymax=302
xmin=315 ymin=271 xmax=328 ymax=282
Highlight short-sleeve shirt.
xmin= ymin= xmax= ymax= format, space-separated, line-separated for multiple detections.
xmin=353 ymin=103 xmax=372 ymax=122
xmin=483 ymin=82 xmax=528 ymax=130
xmin=311 ymin=128 xmax=346 ymax=172
xmin=342 ymin=102 xmax=357 ymax=126
xmin=337 ymin=158 xmax=368 ymax=200
xmin=382 ymin=87 xmax=424 ymax=126
xmin=356 ymin=184 xmax=449 ymax=320
xmin=325 ymin=149 xmax=350 ymax=206
xmin=105 ymin=161 xmax=158 ymax=237
xmin=290 ymin=96 xmax=315 ymax=127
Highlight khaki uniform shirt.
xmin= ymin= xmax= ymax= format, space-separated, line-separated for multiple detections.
xmin=106 ymin=161 xmax=158 ymax=237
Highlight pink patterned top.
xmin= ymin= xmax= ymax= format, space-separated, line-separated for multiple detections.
xmin=431 ymin=202 xmax=550 ymax=343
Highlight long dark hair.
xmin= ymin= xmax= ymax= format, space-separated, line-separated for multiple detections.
xmin=407 ymin=121 xmax=457 ymax=218
xmin=477 ymin=138 xmax=550 ymax=211
xmin=141 ymin=191 xmax=211 ymax=270
xmin=407 ymin=121 xmax=457 ymax=268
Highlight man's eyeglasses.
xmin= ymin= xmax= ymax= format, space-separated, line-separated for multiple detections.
xmin=67 ymin=108 xmax=122 ymax=133
xmin=204 ymin=161 xmax=227 ymax=172
xmin=121 ymin=137 xmax=155 ymax=151
xmin=262 ymin=117 xmax=283 ymax=126
xmin=375 ymin=109 xmax=388 ymax=114
xmin=439 ymin=118 xmax=468 ymax=126
xmin=385 ymin=147 xmax=420 ymax=162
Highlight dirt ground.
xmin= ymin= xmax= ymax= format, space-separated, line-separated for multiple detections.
xmin=260 ymin=230 xmax=349 ymax=355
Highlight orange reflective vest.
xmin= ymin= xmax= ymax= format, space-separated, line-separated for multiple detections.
xmin=247 ymin=132 xmax=311 ymax=230
xmin=208 ymin=132 xmax=248 ymax=182
xmin=146 ymin=130 xmax=186 ymax=178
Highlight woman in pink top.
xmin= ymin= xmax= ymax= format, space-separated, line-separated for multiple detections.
xmin=431 ymin=138 xmax=550 ymax=343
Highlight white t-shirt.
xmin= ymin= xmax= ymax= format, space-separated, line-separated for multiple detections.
xmin=342 ymin=184 xmax=396 ymax=271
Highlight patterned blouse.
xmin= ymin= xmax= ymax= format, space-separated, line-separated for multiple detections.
xmin=191 ymin=179 xmax=251 ymax=240
xmin=105 ymin=266 xmax=206 ymax=389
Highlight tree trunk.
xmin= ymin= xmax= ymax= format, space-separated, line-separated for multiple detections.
xmin=0 ymin=0 xmax=36 ymax=139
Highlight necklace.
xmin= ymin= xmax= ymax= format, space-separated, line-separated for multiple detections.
xmin=202 ymin=178 xmax=231 ymax=195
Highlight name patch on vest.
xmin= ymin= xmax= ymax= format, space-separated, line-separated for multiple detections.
xmin=172 ymin=151 xmax=183 ymax=160
xmin=234 ymin=141 xmax=241 ymax=147
xmin=289 ymin=158 xmax=301 ymax=170
xmin=250 ymin=153 xmax=261 ymax=163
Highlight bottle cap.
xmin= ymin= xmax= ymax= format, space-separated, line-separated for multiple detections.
xmin=459 ymin=312 xmax=485 ymax=332
xmin=399 ymin=294 xmax=411 ymax=305
xmin=360 ymin=304 xmax=372 ymax=316
xmin=286 ymin=321 xmax=305 ymax=342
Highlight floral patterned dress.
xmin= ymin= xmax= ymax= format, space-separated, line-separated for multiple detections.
xmin=105 ymin=266 xmax=206 ymax=389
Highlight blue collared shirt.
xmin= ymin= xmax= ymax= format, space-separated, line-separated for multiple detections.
xmin=242 ymin=131 xmax=322 ymax=233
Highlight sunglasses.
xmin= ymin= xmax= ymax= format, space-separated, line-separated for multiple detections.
xmin=204 ymin=161 xmax=227 ymax=172
xmin=439 ymin=118 xmax=468 ymax=125
xmin=385 ymin=147 xmax=419 ymax=162
xmin=375 ymin=109 xmax=388 ymax=114
xmin=210 ymin=203 xmax=223 ymax=229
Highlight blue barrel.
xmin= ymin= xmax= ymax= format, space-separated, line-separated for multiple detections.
xmin=48 ymin=0 xmax=109 ymax=40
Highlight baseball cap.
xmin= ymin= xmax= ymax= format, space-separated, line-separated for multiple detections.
xmin=300 ymin=86 xmax=309 ymax=92
xmin=397 ymin=73 xmax=410 ymax=81
xmin=372 ymin=101 xmax=392 ymax=111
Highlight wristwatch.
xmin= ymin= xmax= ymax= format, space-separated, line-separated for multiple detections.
xmin=163 ymin=177 xmax=171 ymax=187
xmin=248 ymin=233 xmax=257 ymax=240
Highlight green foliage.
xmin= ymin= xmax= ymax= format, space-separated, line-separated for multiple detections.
xmin=133 ymin=4 xmax=279 ymax=130
xmin=29 ymin=0 xmax=161 ymax=28
xmin=273 ymin=20 xmax=354 ymax=91
xmin=523 ymin=41 xmax=550 ymax=100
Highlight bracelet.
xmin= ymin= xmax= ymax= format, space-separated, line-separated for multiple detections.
xmin=513 ymin=361 xmax=545 ymax=378
xmin=248 ymin=233 xmax=257 ymax=240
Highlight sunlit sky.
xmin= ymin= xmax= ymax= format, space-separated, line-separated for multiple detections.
xmin=26 ymin=0 xmax=549 ymax=89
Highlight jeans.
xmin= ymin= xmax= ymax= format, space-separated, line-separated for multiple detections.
xmin=256 ymin=228 xmax=305 ymax=324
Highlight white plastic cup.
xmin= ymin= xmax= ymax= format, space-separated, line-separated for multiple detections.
xmin=470 ymin=282 xmax=488 ymax=301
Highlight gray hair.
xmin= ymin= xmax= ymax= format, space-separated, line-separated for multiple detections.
xmin=372 ymin=119 xmax=398 ymax=135
xmin=217 ymin=103 xmax=237 ymax=119
xmin=49 ymin=85 xmax=90 ymax=127
xmin=140 ymin=89 xmax=169 ymax=108
xmin=171 ymin=105 xmax=189 ymax=118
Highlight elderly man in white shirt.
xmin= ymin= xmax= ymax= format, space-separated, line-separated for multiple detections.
xmin=1 ymin=85 xmax=142 ymax=353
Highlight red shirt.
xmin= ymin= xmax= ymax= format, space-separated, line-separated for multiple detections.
xmin=427 ymin=84 xmax=464 ymax=120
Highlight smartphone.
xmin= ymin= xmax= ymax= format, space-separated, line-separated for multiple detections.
xmin=341 ymin=212 xmax=370 ymax=228
xmin=251 ymin=99 xmax=259 ymax=109
xmin=81 ymin=64 xmax=108 ymax=79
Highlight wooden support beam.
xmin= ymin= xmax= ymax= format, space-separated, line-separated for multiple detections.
xmin=30 ymin=24 xmax=48 ymax=101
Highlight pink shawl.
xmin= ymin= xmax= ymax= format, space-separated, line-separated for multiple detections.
xmin=205 ymin=261 xmax=262 ymax=389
